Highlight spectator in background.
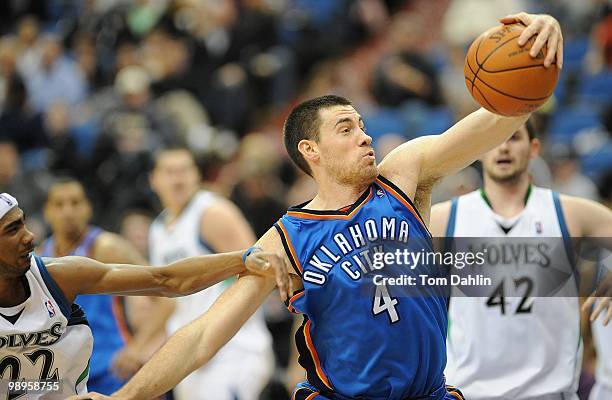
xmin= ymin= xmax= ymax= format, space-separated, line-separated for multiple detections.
xmin=23 ymin=33 xmax=88 ymax=112
xmin=550 ymin=142 xmax=600 ymax=201
xmin=14 ymin=15 xmax=41 ymax=78
xmin=0 ymin=36 xmax=19 ymax=112
xmin=0 ymin=139 xmax=48 ymax=240
xmin=0 ymin=73 xmax=48 ymax=152
xmin=372 ymin=12 xmax=442 ymax=106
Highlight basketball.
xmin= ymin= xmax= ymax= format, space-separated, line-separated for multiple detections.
xmin=464 ymin=23 xmax=560 ymax=116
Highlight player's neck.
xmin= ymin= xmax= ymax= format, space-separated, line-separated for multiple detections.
xmin=53 ymin=229 xmax=87 ymax=257
xmin=0 ymin=275 xmax=28 ymax=307
xmin=164 ymin=192 xmax=198 ymax=224
xmin=307 ymin=179 xmax=370 ymax=210
xmin=482 ymin=174 xmax=532 ymax=219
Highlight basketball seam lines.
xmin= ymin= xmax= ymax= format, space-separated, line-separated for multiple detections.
xmin=472 ymin=72 xmax=552 ymax=101
xmin=472 ymin=83 xmax=499 ymax=113
xmin=478 ymin=63 xmax=547 ymax=74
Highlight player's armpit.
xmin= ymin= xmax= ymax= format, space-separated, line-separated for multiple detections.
xmin=111 ymin=273 xmax=276 ymax=400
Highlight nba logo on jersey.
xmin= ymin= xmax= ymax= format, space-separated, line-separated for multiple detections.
xmin=535 ymin=221 xmax=543 ymax=234
xmin=45 ymin=300 xmax=56 ymax=317
xmin=376 ymin=189 xmax=385 ymax=197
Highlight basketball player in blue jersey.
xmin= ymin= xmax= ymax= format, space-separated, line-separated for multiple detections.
xmin=39 ymin=178 xmax=173 ymax=394
xmin=0 ymin=193 xmax=289 ymax=399
xmin=67 ymin=12 xmax=574 ymax=400
xmin=429 ymin=122 xmax=612 ymax=400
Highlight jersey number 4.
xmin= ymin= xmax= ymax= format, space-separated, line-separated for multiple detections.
xmin=486 ymin=277 xmax=534 ymax=315
xmin=0 ymin=349 xmax=59 ymax=400
xmin=372 ymin=284 xmax=400 ymax=324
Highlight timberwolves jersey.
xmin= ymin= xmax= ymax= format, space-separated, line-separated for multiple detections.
xmin=149 ymin=190 xmax=272 ymax=400
xmin=40 ymin=228 xmax=129 ymax=387
xmin=445 ymin=187 xmax=581 ymax=399
xmin=0 ymin=256 xmax=92 ymax=398
xmin=278 ymin=176 xmax=449 ymax=400
xmin=591 ymin=261 xmax=612 ymax=398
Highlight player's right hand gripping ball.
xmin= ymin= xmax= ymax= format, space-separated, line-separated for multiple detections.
xmin=464 ymin=23 xmax=560 ymax=116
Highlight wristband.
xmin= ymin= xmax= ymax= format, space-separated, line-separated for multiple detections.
xmin=242 ymin=246 xmax=262 ymax=263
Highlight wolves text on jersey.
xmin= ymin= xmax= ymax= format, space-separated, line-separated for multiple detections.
xmin=0 ymin=322 xmax=63 ymax=349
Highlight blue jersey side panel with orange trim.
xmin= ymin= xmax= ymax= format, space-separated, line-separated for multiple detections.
xmin=277 ymin=176 xmax=449 ymax=400
xmin=40 ymin=227 xmax=128 ymax=393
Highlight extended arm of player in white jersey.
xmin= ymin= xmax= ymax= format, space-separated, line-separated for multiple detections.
xmin=379 ymin=109 xmax=529 ymax=190
xmin=47 ymin=249 xmax=290 ymax=303
xmin=65 ymin=228 xmax=287 ymax=400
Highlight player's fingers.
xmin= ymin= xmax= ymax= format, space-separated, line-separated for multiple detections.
xmin=604 ymin=302 xmax=612 ymax=326
xmin=556 ymin=37 xmax=564 ymax=69
xmin=582 ymin=294 xmax=596 ymax=313
xmin=590 ymin=299 xmax=606 ymax=322
xmin=518 ymin=18 xmax=542 ymax=46
xmin=543 ymin=30 xmax=558 ymax=68
xmin=500 ymin=12 xmax=531 ymax=27
xmin=276 ymin=264 xmax=288 ymax=302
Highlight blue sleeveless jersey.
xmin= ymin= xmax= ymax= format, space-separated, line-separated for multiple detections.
xmin=277 ymin=176 xmax=449 ymax=400
xmin=40 ymin=227 xmax=129 ymax=381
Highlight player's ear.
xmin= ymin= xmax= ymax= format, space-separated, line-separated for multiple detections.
xmin=529 ymin=138 xmax=541 ymax=159
xmin=298 ymin=139 xmax=319 ymax=164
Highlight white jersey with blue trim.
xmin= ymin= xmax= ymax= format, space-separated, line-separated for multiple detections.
xmin=444 ymin=187 xmax=581 ymax=400
xmin=148 ymin=190 xmax=271 ymax=352
xmin=592 ymin=261 xmax=612 ymax=394
xmin=0 ymin=256 xmax=92 ymax=399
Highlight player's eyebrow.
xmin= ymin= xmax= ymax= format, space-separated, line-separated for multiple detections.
xmin=334 ymin=117 xmax=353 ymax=127
xmin=334 ymin=116 xmax=364 ymax=128
xmin=3 ymin=217 xmax=23 ymax=232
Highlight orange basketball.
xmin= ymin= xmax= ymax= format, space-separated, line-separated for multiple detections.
xmin=464 ymin=23 xmax=560 ymax=116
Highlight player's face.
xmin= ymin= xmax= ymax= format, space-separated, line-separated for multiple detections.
xmin=0 ymin=208 xmax=35 ymax=274
xmin=315 ymin=105 xmax=378 ymax=186
xmin=44 ymin=183 xmax=92 ymax=237
xmin=150 ymin=150 xmax=201 ymax=209
xmin=481 ymin=126 xmax=539 ymax=183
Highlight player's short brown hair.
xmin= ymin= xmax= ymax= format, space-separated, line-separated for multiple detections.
xmin=283 ymin=95 xmax=353 ymax=175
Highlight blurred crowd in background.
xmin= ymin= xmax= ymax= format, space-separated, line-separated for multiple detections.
xmin=0 ymin=0 xmax=611 ymax=398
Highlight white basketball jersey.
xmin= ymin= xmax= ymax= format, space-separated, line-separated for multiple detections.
xmin=149 ymin=190 xmax=272 ymax=353
xmin=445 ymin=187 xmax=581 ymax=399
xmin=592 ymin=282 xmax=612 ymax=391
xmin=0 ymin=256 xmax=93 ymax=399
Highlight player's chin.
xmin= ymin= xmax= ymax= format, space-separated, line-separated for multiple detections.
xmin=16 ymin=253 xmax=32 ymax=269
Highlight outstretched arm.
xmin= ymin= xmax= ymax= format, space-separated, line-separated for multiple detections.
xmin=48 ymin=249 xmax=290 ymax=303
xmin=66 ymin=273 xmax=276 ymax=400
xmin=379 ymin=13 xmax=562 ymax=194
xmin=67 ymin=227 xmax=292 ymax=400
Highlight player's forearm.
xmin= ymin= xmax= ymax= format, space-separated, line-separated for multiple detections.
xmin=159 ymin=250 xmax=246 ymax=296
xmin=113 ymin=318 xmax=205 ymax=399
xmin=424 ymin=108 xmax=529 ymax=180
xmin=114 ymin=274 xmax=274 ymax=400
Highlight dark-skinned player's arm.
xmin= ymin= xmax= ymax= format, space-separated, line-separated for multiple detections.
xmin=66 ymin=227 xmax=292 ymax=400
xmin=90 ymin=232 xmax=176 ymax=380
xmin=46 ymin=244 xmax=291 ymax=304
